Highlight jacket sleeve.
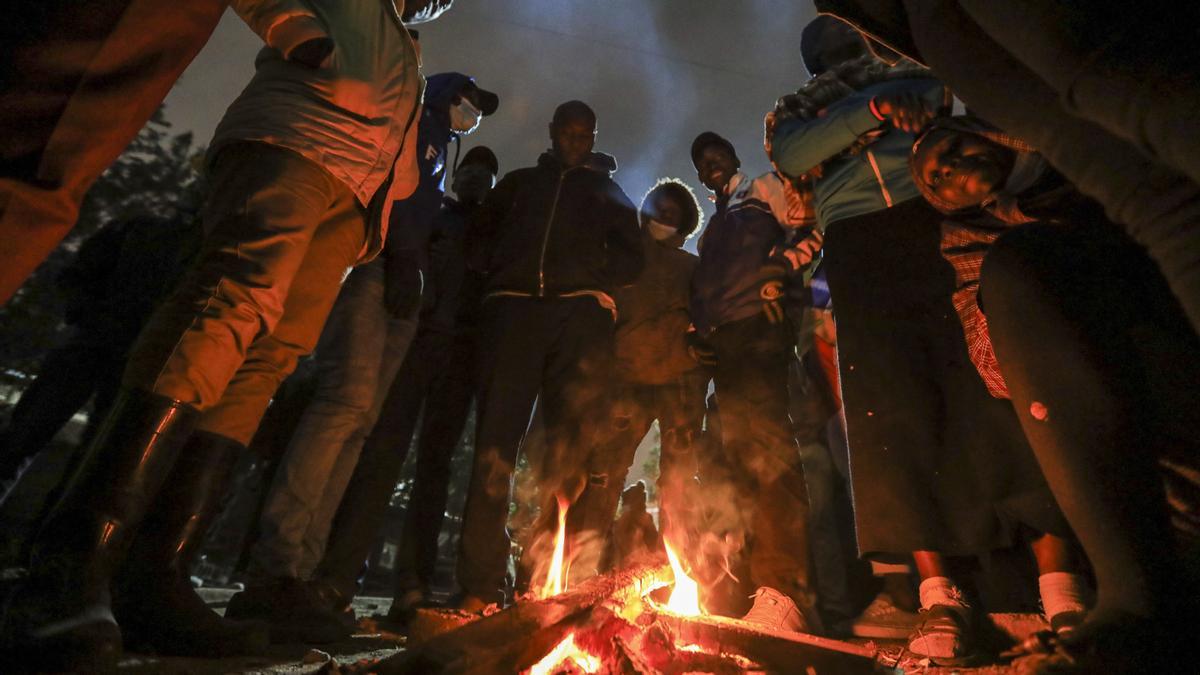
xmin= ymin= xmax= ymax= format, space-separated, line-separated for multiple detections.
xmin=465 ymin=172 xmax=518 ymax=273
xmin=401 ymin=0 xmax=455 ymax=24
xmin=771 ymin=78 xmax=942 ymax=178
xmin=601 ymin=181 xmax=644 ymax=287
xmin=229 ymin=0 xmax=328 ymax=58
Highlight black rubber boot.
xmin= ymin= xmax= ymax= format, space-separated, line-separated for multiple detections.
xmin=0 ymin=389 xmax=197 ymax=674
xmin=115 ymin=430 xmax=270 ymax=657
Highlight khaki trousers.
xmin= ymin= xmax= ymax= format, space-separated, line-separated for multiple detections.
xmin=124 ymin=142 xmax=367 ymax=445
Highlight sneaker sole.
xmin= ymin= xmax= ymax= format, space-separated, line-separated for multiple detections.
xmin=851 ymin=623 xmax=918 ymax=639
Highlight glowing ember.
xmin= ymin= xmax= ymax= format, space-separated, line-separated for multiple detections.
xmin=527 ymin=632 xmax=601 ymax=675
xmin=664 ymin=539 xmax=702 ymax=616
xmin=538 ymin=493 xmax=572 ymax=598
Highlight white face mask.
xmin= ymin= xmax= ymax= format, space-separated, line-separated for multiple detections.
xmin=449 ymin=97 xmax=482 ymax=134
xmin=647 ymin=219 xmax=678 ymax=242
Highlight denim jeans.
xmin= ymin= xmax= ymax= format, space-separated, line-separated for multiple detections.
xmin=315 ymin=326 xmax=478 ymax=601
xmin=248 ymin=258 xmax=417 ymax=579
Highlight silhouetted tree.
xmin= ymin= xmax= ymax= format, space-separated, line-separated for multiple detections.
xmin=0 ymin=106 xmax=203 ymax=379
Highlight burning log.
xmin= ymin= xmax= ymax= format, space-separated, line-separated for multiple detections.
xmin=364 ymin=557 xmax=876 ymax=674
xmin=373 ymin=563 xmax=672 ymax=674
xmin=657 ymin=612 xmax=876 ymax=674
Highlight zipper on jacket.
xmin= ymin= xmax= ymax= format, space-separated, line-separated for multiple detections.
xmin=865 ymin=149 xmax=894 ymax=208
xmin=537 ymin=168 xmax=573 ymax=296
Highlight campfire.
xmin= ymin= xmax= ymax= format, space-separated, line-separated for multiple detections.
xmin=373 ymin=498 xmax=876 ymax=674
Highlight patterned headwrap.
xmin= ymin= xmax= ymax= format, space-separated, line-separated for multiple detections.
xmin=910 ymin=116 xmax=1045 ymax=224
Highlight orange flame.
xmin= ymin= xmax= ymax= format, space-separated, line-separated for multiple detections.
xmin=664 ymin=539 xmax=702 ymax=616
xmin=527 ymin=632 xmax=601 ymax=675
xmin=538 ymin=493 xmax=572 ymax=599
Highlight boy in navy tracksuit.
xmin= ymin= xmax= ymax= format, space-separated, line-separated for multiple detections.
xmin=689 ymin=132 xmax=823 ymax=633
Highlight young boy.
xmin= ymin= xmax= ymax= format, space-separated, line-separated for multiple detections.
xmin=689 ymin=131 xmax=823 ymax=633
xmin=568 ymin=178 xmax=707 ymax=578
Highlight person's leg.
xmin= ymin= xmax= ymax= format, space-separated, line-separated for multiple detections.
xmin=234 ymin=262 xmax=390 ymax=582
xmin=0 ymin=336 xmax=105 ymax=495
xmin=982 ymin=223 xmax=1199 ymax=656
xmin=304 ymin=307 xmax=418 ymax=577
xmin=652 ymin=373 xmax=707 ymax=546
xmin=313 ymin=333 xmax=434 ymax=603
xmin=456 ymin=298 xmax=549 ymax=606
xmin=955 ymin=1 xmax=1200 ymax=188
xmin=566 ymin=383 xmax=654 ymax=576
xmin=0 ymin=1 xmax=225 ymax=305
xmin=710 ymin=315 xmax=817 ymax=632
xmin=391 ymin=332 xmax=478 ymax=606
xmin=1 ymin=141 xmax=349 ymax=669
xmin=902 ymin=0 xmax=1200 ymax=334
xmin=538 ymin=299 xmax=617 ymax=585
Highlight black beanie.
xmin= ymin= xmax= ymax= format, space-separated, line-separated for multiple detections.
xmin=690 ymin=131 xmax=739 ymax=169
xmin=459 ymin=145 xmax=499 ymax=176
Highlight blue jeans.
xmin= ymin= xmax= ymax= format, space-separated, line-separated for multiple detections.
xmin=250 ymin=258 xmax=417 ymax=579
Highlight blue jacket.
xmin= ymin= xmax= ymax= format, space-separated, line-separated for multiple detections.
xmin=771 ymin=77 xmax=943 ymax=229
xmin=384 ymin=72 xmax=476 ymax=274
xmin=690 ymin=172 xmax=804 ymax=335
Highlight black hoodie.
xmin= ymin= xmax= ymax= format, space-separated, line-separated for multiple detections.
xmin=466 ymin=151 xmax=642 ymax=301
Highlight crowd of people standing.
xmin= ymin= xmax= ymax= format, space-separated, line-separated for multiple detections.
xmin=0 ymin=2 xmax=1197 ymax=674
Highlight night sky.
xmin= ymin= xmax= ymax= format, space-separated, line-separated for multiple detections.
xmin=161 ymin=0 xmax=818 ymax=235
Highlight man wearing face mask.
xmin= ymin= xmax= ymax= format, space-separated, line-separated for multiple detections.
xmin=228 ymin=72 xmax=498 ymax=643
xmin=568 ymin=178 xmax=708 ymax=577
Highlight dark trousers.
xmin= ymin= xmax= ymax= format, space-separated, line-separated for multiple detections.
xmin=570 ymin=373 xmax=708 ymax=568
xmin=709 ymin=314 xmax=815 ymax=616
xmin=0 ymin=2 xmax=225 ymax=304
xmin=456 ymin=296 xmax=614 ymax=602
xmin=0 ymin=335 xmax=124 ymax=488
xmin=824 ymin=198 xmax=1068 ymax=560
xmin=981 ymin=222 xmax=1200 ymax=625
xmin=315 ymin=328 xmax=477 ymax=600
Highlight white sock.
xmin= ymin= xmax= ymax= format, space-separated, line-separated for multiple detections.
xmin=1038 ymin=572 xmax=1089 ymax=620
xmin=919 ymin=576 xmax=970 ymax=617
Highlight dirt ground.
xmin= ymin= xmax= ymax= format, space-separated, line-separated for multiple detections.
xmin=106 ymin=589 xmax=1044 ymax=674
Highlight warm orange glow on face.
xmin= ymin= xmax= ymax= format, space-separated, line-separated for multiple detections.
xmin=527 ymin=632 xmax=601 ymax=675
xmin=664 ymin=539 xmax=702 ymax=616
xmin=538 ymin=493 xmax=572 ymax=599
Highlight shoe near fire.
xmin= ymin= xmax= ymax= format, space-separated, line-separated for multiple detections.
xmin=742 ymin=587 xmax=808 ymax=633
xmin=907 ymin=604 xmax=976 ymax=665
xmin=849 ymin=591 xmax=921 ymax=639
xmin=225 ymin=577 xmax=353 ymax=645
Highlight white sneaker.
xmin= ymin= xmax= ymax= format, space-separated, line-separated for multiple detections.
xmin=850 ymin=592 xmax=921 ymax=638
xmin=742 ymin=587 xmax=807 ymax=633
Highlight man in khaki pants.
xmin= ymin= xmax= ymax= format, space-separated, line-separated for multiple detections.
xmin=0 ymin=1 xmax=453 ymax=671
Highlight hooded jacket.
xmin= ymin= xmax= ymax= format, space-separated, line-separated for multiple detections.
xmin=385 ymin=72 xmax=478 ymax=274
xmin=214 ymin=0 xmax=453 ymax=262
xmin=467 ymin=151 xmax=642 ymax=306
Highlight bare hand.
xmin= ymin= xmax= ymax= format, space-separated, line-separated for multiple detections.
xmin=873 ymin=92 xmax=934 ymax=133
